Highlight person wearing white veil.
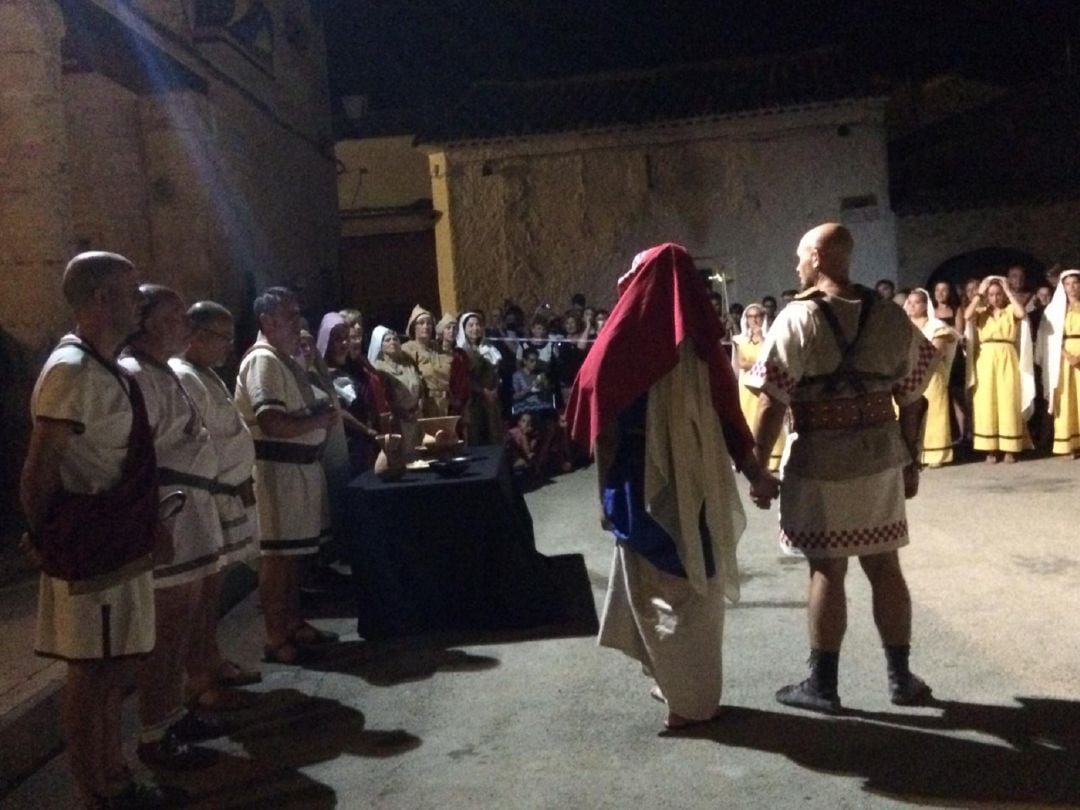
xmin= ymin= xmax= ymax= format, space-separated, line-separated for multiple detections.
xmin=368 ymin=325 xmax=423 ymax=452
xmin=963 ymin=275 xmax=1035 ymax=463
xmin=731 ymin=303 xmax=786 ymax=471
xmin=903 ymin=289 xmax=960 ymax=467
xmin=1036 ymin=269 xmax=1080 ymax=458
xmin=456 ymin=312 xmax=504 ymax=445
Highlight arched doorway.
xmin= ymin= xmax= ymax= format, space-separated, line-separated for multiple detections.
xmin=925 ymin=247 xmax=1045 ymax=292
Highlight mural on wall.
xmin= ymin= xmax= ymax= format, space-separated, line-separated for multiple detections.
xmin=194 ymin=0 xmax=275 ymax=69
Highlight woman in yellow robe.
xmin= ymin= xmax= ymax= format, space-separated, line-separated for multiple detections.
xmin=1038 ymin=269 xmax=1080 ymax=458
xmin=732 ymin=303 xmax=785 ymax=471
xmin=903 ymin=289 xmax=959 ymax=467
xmin=965 ymin=276 xmax=1034 ymax=463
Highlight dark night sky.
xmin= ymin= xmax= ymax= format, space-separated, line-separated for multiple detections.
xmin=325 ymin=0 xmax=1080 ymax=112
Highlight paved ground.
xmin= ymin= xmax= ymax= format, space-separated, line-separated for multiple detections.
xmin=5 ymin=455 xmax=1080 ymax=808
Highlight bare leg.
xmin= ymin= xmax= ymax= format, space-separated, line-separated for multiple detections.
xmin=807 ymin=557 xmax=848 ymax=651
xmin=63 ymin=661 xmax=109 ymax=803
xmin=137 ymin=582 xmax=197 ymax=736
xmin=260 ymin=556 xmax=293 ymax=650
xmin=185 ymin=572 xmax=223 ymax=701
xmin=858 ymin=551 xmax=911 ymax=646
xmin=103 ymin=660 xmax=135 ymax=787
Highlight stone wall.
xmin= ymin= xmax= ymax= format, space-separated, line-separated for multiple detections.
xmin=424 ymin=100 xmax=897 ymax=315
xmin=0 ymin=0 xmax=339 ymax=526
xmin=896 ymin=199 xmax=1080 ymax=284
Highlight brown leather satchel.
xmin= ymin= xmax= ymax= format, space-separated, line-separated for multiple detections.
xmin=34 ymin=339 xmax=160 ymax=582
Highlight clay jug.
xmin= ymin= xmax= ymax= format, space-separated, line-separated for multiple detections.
xmin=374 ymin=433 xmax=406 ymax=480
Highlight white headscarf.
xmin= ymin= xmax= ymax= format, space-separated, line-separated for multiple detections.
xmin=739 ymin=303 xmax=770 ymax=340
xmin=1037 ymin=269 xmax=1080 ymax=407
xmin=457 ymin=312 xmax=502 ymax=367
xmin=367 ymin=325 xmax=391 ymax=365
xmin=730 ymin=303 xmax=768 ymax=376
xmin=910 ymin=288 xmax=960 ymax=371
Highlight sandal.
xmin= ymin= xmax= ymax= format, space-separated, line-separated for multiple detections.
xmin=217 ymin=659 xmax=262 ymax=687
xmin=289 ymin=622 xmax=339 ymax=646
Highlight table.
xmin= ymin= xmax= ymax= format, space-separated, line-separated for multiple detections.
xmin=344 ymin=446 xmax=575 ymax=638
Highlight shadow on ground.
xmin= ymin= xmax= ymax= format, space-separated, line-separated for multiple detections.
xmin=667 ymin=696 xmax=1080 ymax=805
xmin=161 ymin=689 xmax=421 ymax=808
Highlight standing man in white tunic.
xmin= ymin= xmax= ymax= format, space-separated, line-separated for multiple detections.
xmin=20 ymin=252 xmax=182 ymax=806
xmin=746 ymin=224 xmax=937 ymax=714
xmin=235 ymin=288 xmax=339 ymax=665
xmin=172 ymin=300 xmax=262 ymax=707
xmin=121 ymin=284 xmax=226 ymax=770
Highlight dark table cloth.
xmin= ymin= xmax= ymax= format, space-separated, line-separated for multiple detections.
xmin=345 ymin=445 xmax=568 ymax=638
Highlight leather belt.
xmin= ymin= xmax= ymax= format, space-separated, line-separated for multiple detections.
xmin=791 ymin=391 xmax=895 ymax=433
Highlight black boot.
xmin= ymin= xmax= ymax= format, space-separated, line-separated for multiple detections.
xmin=885 ymin=644 xmax=932 ymax=705
xmin=776 ymin=650 xmax=842 ymax=714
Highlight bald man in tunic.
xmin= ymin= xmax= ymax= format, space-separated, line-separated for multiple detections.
xmin=746 ymin=224 xmax=937 ymax=714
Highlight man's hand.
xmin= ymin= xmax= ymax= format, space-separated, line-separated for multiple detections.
xmin=1066 ymin=351 xmax=1080 ymax=369
xmin=749 ymin=471 xmax=780 ymax=509
xmin=152 ymin=524 xmax=175 ymax=565
xmin=18 ymin=532 xmax=43 ymax=569
xmin=903 ymin=463 xmax=920 ymax=499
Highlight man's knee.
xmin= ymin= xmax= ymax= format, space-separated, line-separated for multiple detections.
xmin=809 ymin=557 xmax=848 ymax=580
xmin=858 ymin=550 xmax=904 ymax=582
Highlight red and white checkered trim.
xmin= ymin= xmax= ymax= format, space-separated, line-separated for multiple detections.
xmin=781 ymin=519 xmax=908 ymax=551
xmin=893 ymin=339 xmax=937 ymax=397
xmin=748 ymin=358 xmax=796 ymax=395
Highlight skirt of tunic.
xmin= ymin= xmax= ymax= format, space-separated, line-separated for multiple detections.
xmin=921 ymin=359 xmax=954 ymax=466
xmin=1053 ymin=335 xmax=1080 ymax=454
xmin=255 ymin=460 xmax=331 ymax=556
xmin=35 ymin=570 xmax=155 ymax=661
xmin=973 ymin=343 xmax=1025 ymax=453
xmin=598 ymin=546 xmax=725 ymax=721
xmin=779 ymin=466 xmax=909 ymax=559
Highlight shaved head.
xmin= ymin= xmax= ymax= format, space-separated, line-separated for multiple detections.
xmin=801 ymin=223 xmax=854 ymax=274
xmin=62 ymin=251 xmax=135 ymax=310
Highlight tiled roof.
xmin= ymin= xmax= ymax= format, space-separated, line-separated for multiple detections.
xmin=416 ymin=48 xmax=882 ymax=145
xmin=890 ymin=77 xmax=1080 ymax=214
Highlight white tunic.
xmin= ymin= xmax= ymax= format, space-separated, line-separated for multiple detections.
xmin=745 ymin=293 xmax=935 ymax=558
xmin=171 ymin=358 xmax=257 ymax=566
xmin=120 ymin=352 xmax=226 ymax=586
xmin=32 ymin=336 xmax=155 ymax=660
xmin=234 ymin=338 xmax=330 ymax=555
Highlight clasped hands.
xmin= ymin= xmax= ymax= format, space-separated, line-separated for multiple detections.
xmin=749 ymin=470 xmax=780 ymax=509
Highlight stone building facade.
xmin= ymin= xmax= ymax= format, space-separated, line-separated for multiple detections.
xmin=410 ymin=53 xmax=898 ymax=315
xmin=0 ymin=0 xmax=339 ymax=523
xmin=420 ymin=102 xmax=895 ymax=314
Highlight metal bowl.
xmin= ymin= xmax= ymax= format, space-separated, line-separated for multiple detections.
xmin=428 ymin=456 xmax=470 ymax=477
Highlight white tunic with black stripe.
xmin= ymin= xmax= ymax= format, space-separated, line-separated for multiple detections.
xmin=32 ymin=337 xmax=156 ymax=660
xmin=120 ymin=352 xmax=226 ymax=585
xmin=234 ymin=337 xmax=330 ymax=555
xmin=171 ymin=358 xmax=258 ymax=566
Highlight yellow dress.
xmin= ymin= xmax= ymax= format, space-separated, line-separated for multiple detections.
xmin=735 ymin=338 xmax=785 ymax=471
xmin=972 ymin=309 xmax=1024 ymax=453
xmin=921 ymin=325 xmax=957 ymax=466
xmin=1052 ymin=308 xmax=1080 ymax=454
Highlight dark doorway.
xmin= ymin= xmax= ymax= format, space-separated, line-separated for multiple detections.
xmin=926 ymin=247 xmax=1045 ymax=291
xmin=340 ymin=230 xmax=439 ymax=334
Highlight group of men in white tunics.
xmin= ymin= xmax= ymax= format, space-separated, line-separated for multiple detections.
xmin=20 ymin=254 xmax=343 ymax=807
